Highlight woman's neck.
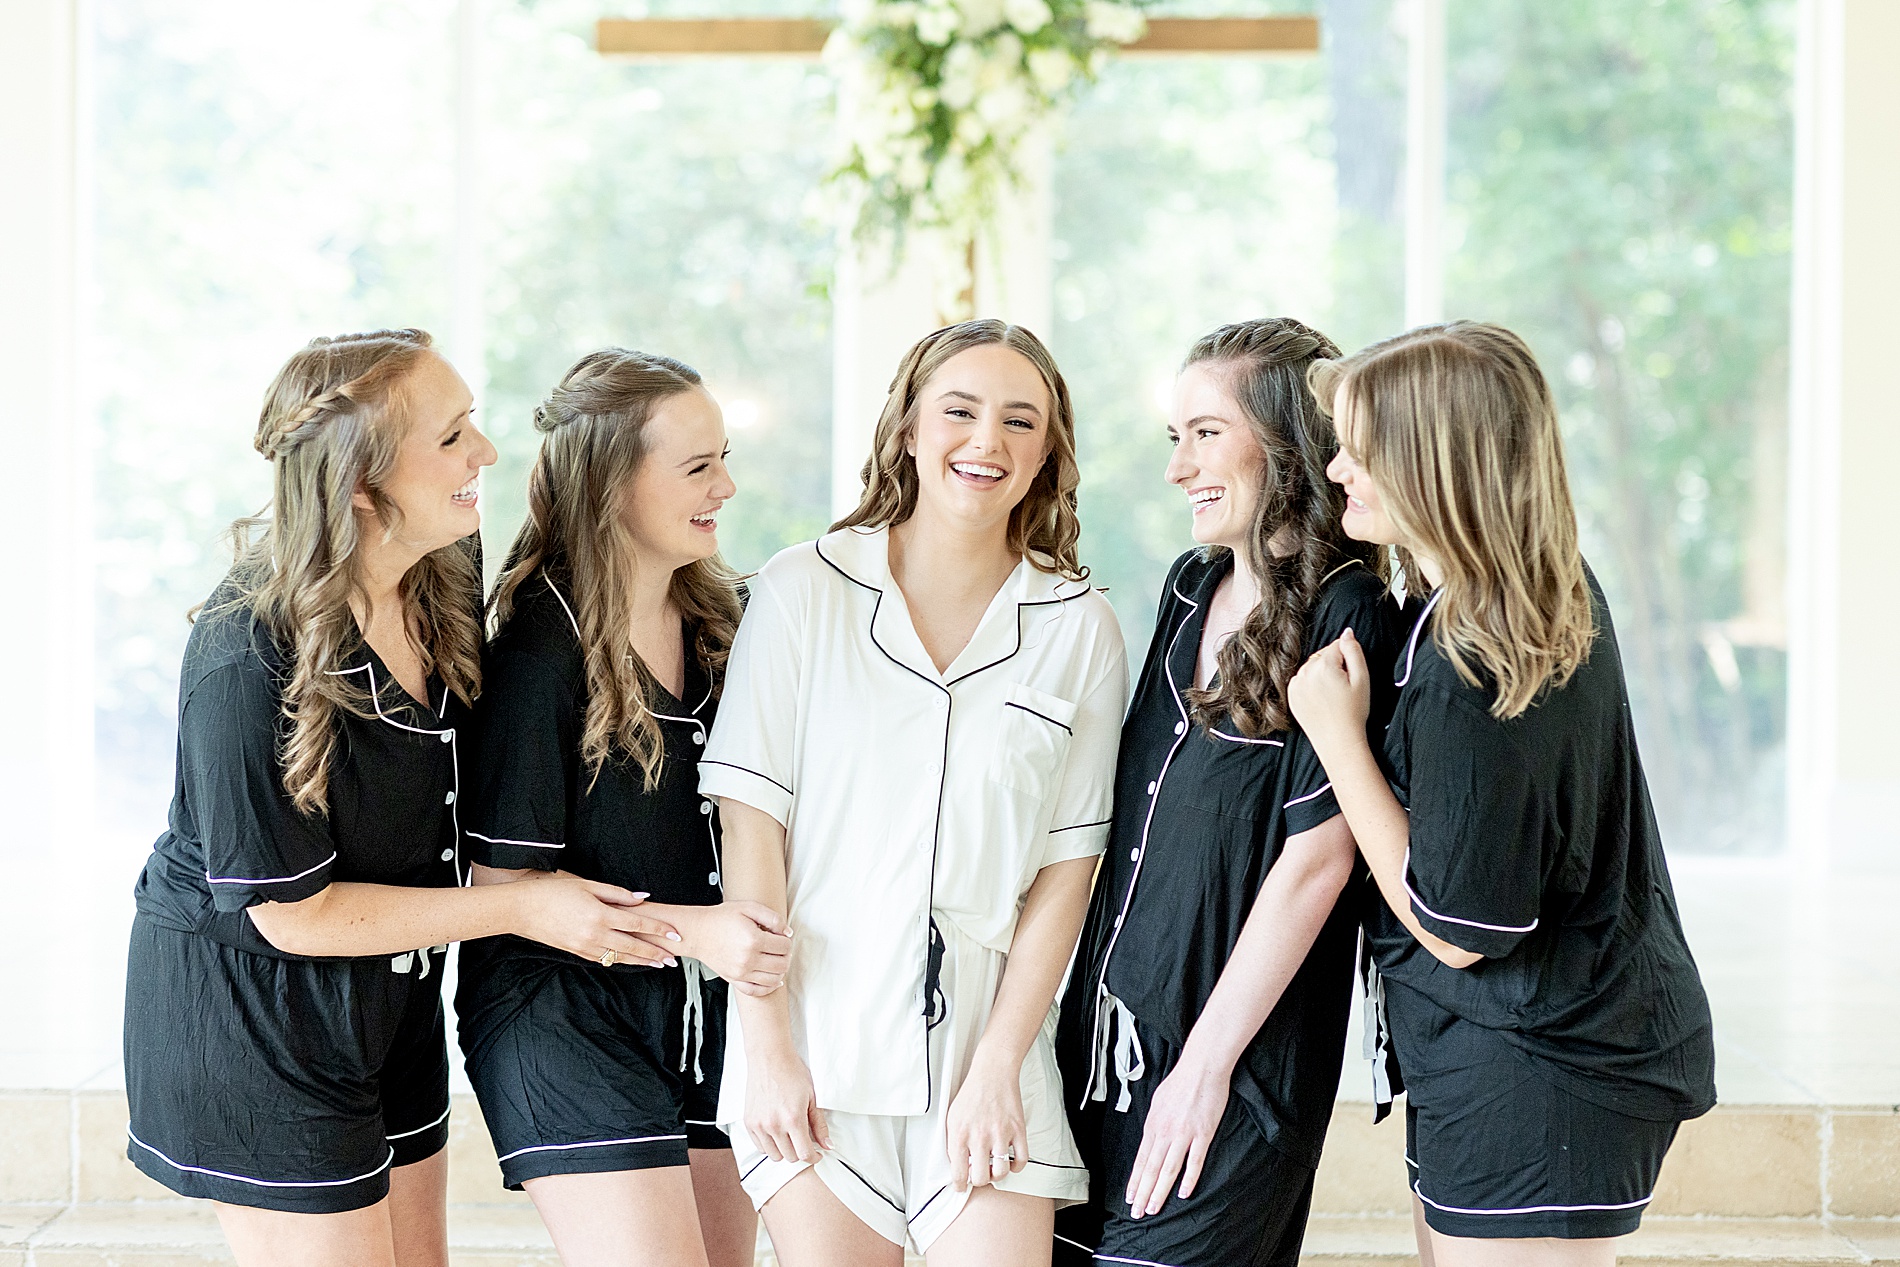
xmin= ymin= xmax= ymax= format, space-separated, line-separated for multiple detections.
xmin=349 ymin=529 xmax=423 ymax=632
xmin=888 ymin=504 xmax=1019 ymax=599
xmin=1414 ymin=551 xmax=1445 ymax=590
xmin=626 ymin=554 xmax=680 ymax=634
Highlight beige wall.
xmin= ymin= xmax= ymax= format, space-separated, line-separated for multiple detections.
xmin=1788 ymin=0 xmax=1900 ymax=846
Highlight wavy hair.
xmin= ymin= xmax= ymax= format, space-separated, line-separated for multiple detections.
xmin=1309 ymin=321 xmax=1595 ymax=719
xmin=832 ymin=319 xmax=1086 ymax=580
xmin=490 ymin=348 xmax=744 ymax=791
xmin=210 ymin=328 xmax=484 ymax=814
xmin=1179 ymin=318 xmax=1376 ymax=737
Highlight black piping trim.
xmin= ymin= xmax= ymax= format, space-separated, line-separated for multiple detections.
xmin=908 ymin=1183 xmax=951 ymax=1224
xmin=816 ymin=537 xmax=956 ymax=1116
xmin=1023 ymin=1158 xmax=1088 ymax=1171
xmin=700 ymin=760 xmax=792 ymax=796
xmin=740 ymin=1156 xmax=768 ymax=1183
xmin=833 ymin=1155 xmax=905 ymax=1213
xmin=1005 ymin=700 xmax=1072 ymax=733
xmin=1050 ymin=817 xmax=1112 ymax=834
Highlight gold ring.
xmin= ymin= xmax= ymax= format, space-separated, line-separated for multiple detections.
xmin=599 ymin=950 xmax=616 ymax=968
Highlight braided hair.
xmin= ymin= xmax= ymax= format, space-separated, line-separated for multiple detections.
xmin=208 ymin=328 xmax=485 ymax=814
xmin=1182 ymin=318 xmax=1381 ymax=738
xmin=489 ymin=348 xmax=744 ymax=791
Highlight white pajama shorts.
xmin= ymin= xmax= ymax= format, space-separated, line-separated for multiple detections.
xmin=728 ymin=919 xmax=1089 ymax=1253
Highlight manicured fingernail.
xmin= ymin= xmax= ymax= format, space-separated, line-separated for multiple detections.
xmin=666 ymin=932 xmax=681 ymax=942
xmin=665 ymin=957 xmax=678 ymax=967
xmin=632 ymin=892 xmax=650 ymax=899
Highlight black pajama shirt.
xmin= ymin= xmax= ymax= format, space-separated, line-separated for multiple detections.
xmin=455 ymin=575 xmax=731 ymax=1189
xmin=124 ymin=583 xmax=468 ymax=1214
xmin=1370 ymin=568 xmax=1717 ymax=1240
xmin=1054 ymin=551 xmax=1410 ymax=1267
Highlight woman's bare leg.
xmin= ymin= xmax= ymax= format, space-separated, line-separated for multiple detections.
xmin=689 ymin=1148 xmax=758 ymax=1267
xmin=759 ymin=1168 xmax=903 ymax=1267
xmin=524 ymin=1167 xmax=711 ymax=1267
xmin=387 ymin=1150 xmax=450 ymax=1267
xmin=1413 ymin=1197 xmax=1620 ymax=1267
xmin=214 ymin=1199 xmax=397 ymax=1267
xmin=926 ymin=1187 xmax=1053 ymax=1267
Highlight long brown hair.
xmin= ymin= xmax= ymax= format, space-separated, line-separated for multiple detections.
xmin=213 ymin=328 xmax=484 ymax=814
xmin=1180 ymin=319 xmax=1376 ymax=737
xmin=490 ymin=348 xmax=744 ymax=791
xmin=1310 ymin=321 xmax=1595 ymax=719
xmin=832 ymin=319 xmax=1086 ymax=580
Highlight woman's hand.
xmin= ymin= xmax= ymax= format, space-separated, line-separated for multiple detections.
xmin=672 ymin=901 xmax=793 ymax=996
xmin=514 ymin=876 xmax=680 ymax=968
xmin=1288 ymin=627 xmax=1372 ymax=761
xmin=944 ymin=1055 xmax=1029 ymax=1193
xmin=745 ymin=1040 xmax=830 ymax=1163
xmin=1124 ymin=1052 xmax=1231 ymax=1218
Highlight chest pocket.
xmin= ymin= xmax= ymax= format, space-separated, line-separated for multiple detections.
xmin=987 ymin=682 xmax=1077 ymax=798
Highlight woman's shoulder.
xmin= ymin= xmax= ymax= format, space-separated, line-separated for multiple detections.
xmin=489 ymin=576 xmax=585 ymax=677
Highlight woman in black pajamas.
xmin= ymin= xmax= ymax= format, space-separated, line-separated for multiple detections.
xmin=1289 ymin=322 xmax=1716 ymax=1267
xmin=1053 ymin=319 xmax=1410 ymax=1267
xmin=456 ymin=348 xmax=792 ymax=1267
xmin=123 ymin=329 xmax=681 ymax=1267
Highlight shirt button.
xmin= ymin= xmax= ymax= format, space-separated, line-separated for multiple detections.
xmin=1146 ymin=781 xmax=1157 ymax=796
xmin=1174 ymin=721 xmax=1186 ymax=736
xmin=439 ymin=730 xmax=454 ymax=744
xmin=1131 ymin=848 xmax=1141 ymax=862
xmin=439 ymin=849 xmax=454 ymax=862
xmin=692 ymin=731 xmax=706 ymax=745
xmin=444 ymin=791 xmax=456 ymax=805
xmin=708 ymin=871 xmax=721 ymax=886
xmin=699 ymin=801 xmax=714 ymax=816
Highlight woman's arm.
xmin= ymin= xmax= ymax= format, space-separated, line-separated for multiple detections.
xmin=1287 ymin=630 xmax=1480 ymax=970
xmin=245 ymin=869 xmax=680 ymax=965
xmin=945 ymin=853 xmax=1095 ymax=1193
xmin=718 ymin=798 xmax=829 ymax=1163
xmin=469 ymin=863 xmax=791 ymax=993
xmin=1121 ymin=814 xmax=1357 ymax=1217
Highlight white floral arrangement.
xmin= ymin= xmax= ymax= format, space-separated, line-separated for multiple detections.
xmin=824 ymin=0 xmax=1149 ymax=254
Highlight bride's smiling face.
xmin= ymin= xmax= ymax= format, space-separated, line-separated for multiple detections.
xmin=905 ymin=344 xmax=1053 ymax=533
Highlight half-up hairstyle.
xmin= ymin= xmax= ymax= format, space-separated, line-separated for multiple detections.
xmin=490 ymin=348 xmax=744 ymax=791
xmin=1180 ymin=318 xmax=1377 ymax=738
xmin=1308 ymin=321 xmax=1595 ymax=719
xmin=832 ymin=319 xmax=1086 ymax=580
xmin=216 ymin=328 xmax=484 ymax=814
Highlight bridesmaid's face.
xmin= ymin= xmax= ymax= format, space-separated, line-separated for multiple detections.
xmin=1164 ymin=361 xmax=1263 ymax=553
xmin=1325 ymin=384 xmax=1401 ymax=546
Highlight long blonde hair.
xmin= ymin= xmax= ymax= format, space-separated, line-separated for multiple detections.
xmin=214 ymin=328 xmax=484 ymax=814
xmin=832 ymin=319 xmax=1086 ymax=580
xmin=1310 ymin=322 xmax=1594 ymax=718
xmin=1180 ymin=318 xmax=1378 ymax=737
xmin=490 ymin=348 xmax=744 ymax=791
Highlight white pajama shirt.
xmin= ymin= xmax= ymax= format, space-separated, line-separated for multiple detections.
xmin=699 ymin=525 xmax=1127 ymax=1250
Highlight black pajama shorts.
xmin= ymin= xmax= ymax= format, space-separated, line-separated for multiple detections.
xmin=1401 ymin=1013 xmax=1681 ymax=1240
xmin=455 ymin=937 xmax=729 ymax=1191
xmin=1055 ymin=1015 xmax=1317 ymax=1267
xmin=122 ymin=914 xmax=451 ymax=1214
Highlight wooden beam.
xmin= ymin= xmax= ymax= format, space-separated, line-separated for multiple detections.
xmin=596 ymin=15 xmax=1319 ymax=57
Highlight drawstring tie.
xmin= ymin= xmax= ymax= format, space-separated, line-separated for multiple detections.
xmin=1356 ymin=929 xmax=1395 ymax=1118
xmin=1084 ymin=985 xmax=1146 ymax=1112
xmin=680 ymin=957 xmax=708 ymax=1084
xmin=390 ymin=945 xmax=448 ymax=978
xmin=923 ymin=918 xmax=949 ymax=1031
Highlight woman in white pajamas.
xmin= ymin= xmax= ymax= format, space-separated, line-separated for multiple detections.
xmin=699 ymin=319 xmax=1127 ymax=1267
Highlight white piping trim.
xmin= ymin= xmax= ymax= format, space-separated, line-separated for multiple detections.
xmin=466 ymin=829 xmax=564 ymax=851
xmin=204 ymin=853 xmax=336 ymax=886
xmin=1095 ymin=1254 xmax=1187 ymax=1267
xmin=1412 ymin=1179 xmax=1652 ymax=1217
xmin=1395 ymin=589 xmax=1445 ymax=687
xmin=1207 ymin=728 xmax=1283 ymax=747
xmin=496 ymin=1133 xmax=687 ymax=1163
xmin=1284 ymin=781 xmax=1334 ymax=808
xmin=129 ymin=1130 xmax=392 ymax=1189
xmin=386 ymin=1103 xmax=451 ymax=1141
xmin=1402 ymin=847 xmax=1539 ymax=934
xmin=545 ymin=574 xmax=584 ymax=642
xmin=326 ymin=659 xmax=464 ymax=885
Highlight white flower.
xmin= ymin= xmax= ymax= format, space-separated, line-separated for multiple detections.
xmin=916 ymin=1 xmax=961 ymax=45
xmin=1083 ymin=0 xmax=1146 ymax=43
xmin=1026 ymin=46 xmax=1075 ymax=93
xmin=938 ymin=40 xmax=985 ymax=108
xmin=955 ymin=111 xmax=989 ymax=147
xmin=954 ymin=0 xmax=1008 ymax=38
xmin=986 ymin=30 xmax=1025 ymax=81
xmin=874 ymin=0 xmax=919 ymax=28
xmin=1004 ymin=0 xmax=1052 ymax=35
xmin=974 ymin=78 xmax=1032 ymax=128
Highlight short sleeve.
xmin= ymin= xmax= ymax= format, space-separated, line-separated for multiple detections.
xmin=1038 ymin=617 xmax=1129 ymax=868
xmin=1284 ymin=569 xmax=1409 ymax=836
xmin=464 ymin=649 xmax=577 ymax=871
xmin=700 ymin=575 xmax=802 ymax=826
xmin=186 ymin=663 xmax=337 ymax=912
xmin=1400 ymin=693 xmax=1545 ymax=958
